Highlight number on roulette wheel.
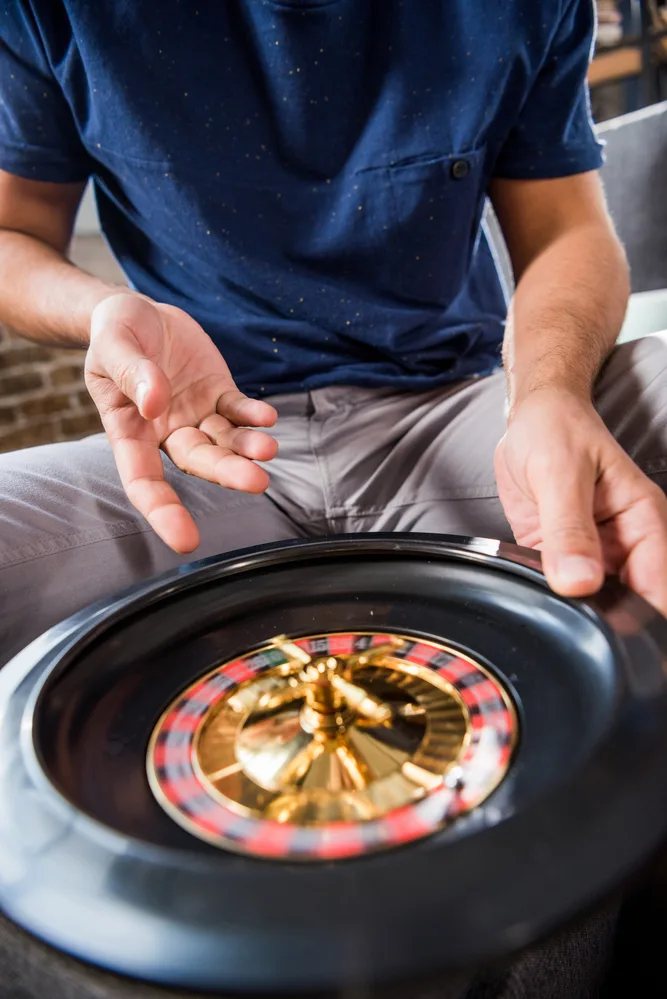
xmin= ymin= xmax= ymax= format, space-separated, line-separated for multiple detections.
xmin=1 ymin=533 xmax=667 ymax=996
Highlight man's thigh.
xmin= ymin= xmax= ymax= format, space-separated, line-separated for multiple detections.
xmin=0 ymin=433 xmax=301 ymax=665
xmin=594 ymin=331 xmax=667 ymax=489
xmin=315 ymin=375 xmax=513 ymax=540
xmin=325 ymin=332 xmax=667 ymax=539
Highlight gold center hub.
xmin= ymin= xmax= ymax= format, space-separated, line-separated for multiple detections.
xmin=194 ymin=637 xmax=471 ymax=826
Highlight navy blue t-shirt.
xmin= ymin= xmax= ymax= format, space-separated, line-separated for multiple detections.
xmin=0 ymin=0 xmax=603 ymax=397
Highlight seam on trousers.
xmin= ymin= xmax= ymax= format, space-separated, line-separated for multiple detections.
xmin=325 ymin=487 xmax=500 ymax=518
xmin=262 ymin=491 xmax=328 ymax=536
xmin=0 ymin=486 xmax=299 ymax=569
xmin=0 ymin=519 xmax=154 ymax=569
xmin=0 ymin=503 xmax=330 ymax=570
xmin=305 ymin=398 xmax=337 ymax=530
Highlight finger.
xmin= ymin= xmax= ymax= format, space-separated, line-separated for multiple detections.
xmin=620 ymin=526 xmax=667 ymax=618
xmin=164 ymin=426 xmax=271 ymax=493
xmin=113 ymin=436 xmax=200 ymax=553
xmin=199 ymin=414 xmax=279 ymax=461
xmin=216 ymin=388 xmax=277 ymax=428
xmin=532 ymin=453 xmax=604 ymax=597
xmin=89 ymin=297 xmax=171 ymax=421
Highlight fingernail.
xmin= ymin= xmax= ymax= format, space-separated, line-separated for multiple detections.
xmin=136 ymin=381 xmax=149 ymax=410
xmin=556 ymin=555 xmax=600 ymax=586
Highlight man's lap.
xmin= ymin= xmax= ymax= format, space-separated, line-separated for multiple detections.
xmin=267 ymin=331 xmax=667 ymax=534
xmin=0 ymin=377 xmax=506 ymax=662
xmin=2 ymin=332 xmax=667 ymax=665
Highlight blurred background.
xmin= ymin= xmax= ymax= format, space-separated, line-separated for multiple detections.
xmin=592 ymin=0 xmax=667 ymax=120
xmin=0 ymin=0 xmax=666 ymax=456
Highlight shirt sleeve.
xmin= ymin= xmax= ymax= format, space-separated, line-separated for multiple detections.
xmin=0 ymin=1 xmax=93 ymax=182
xmin=494 ymin=0 xmax=604 ymax=180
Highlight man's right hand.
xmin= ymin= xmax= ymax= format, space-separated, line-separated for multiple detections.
xmin=85 ymin=293 xmax=278 ymax=554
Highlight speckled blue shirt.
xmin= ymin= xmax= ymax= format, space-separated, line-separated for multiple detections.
xmin=0 ymin=0 xmax=603 ymax=396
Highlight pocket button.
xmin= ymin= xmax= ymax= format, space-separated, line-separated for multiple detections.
xmin=451 ymin=159 xmax=471 ymax=180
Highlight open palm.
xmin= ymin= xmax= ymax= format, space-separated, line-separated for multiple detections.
xmin=85 ymin=294 xmax=278 ymax=553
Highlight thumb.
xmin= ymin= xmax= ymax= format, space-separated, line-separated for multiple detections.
xmin=88 ymin=295 xmax=171 ymax=420
xmin=533 ymin=452 xmax=605 ymax=598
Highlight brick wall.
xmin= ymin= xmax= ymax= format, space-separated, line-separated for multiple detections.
xmin=0 ymin=235 xmax=125 ymax=453
xmin=0 ymin=328 xmax=101 ymax=452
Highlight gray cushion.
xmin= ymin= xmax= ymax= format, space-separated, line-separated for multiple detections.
xmin=598 ymin=101 xmax=667 ymax=293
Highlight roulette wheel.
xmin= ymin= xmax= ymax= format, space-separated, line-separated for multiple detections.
xmin=1 ymin=533 xmax=667 ymax=997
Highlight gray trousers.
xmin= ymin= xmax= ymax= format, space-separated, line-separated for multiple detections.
xmin=1 ymin=334 xmax=667 ymax=997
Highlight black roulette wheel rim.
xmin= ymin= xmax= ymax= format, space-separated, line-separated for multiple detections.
xmin=1 ymin=533 xmax=667 ymax=994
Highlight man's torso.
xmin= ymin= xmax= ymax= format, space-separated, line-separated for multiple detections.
xmin=5 ymin=0 xmax=576 ymax=394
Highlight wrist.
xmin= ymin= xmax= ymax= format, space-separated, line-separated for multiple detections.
xmin=507 ymin=382 xmax=596 ymax=425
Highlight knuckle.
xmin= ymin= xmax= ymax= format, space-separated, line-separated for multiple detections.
xmin=648 ymin=481 xmax=667 ymax=509
xmin=123 ymin=480 xmax=143 ymax=510
xmin=124 ymin=474 xmax=164 ymax=512
xmin=637 ymin=482 xmax=667 ymax=523
xmin=83 ymin=375 xmax=117 ymax=413
xmin=546 ymin=522 xmax=597 ymax=547
xmin=114 ymin=360 xmax=141 ymax=397
xmin=216 ymin=387 xmax=244 ymax=412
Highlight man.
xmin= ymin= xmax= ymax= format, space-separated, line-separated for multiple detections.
xmin=0 ymin=0 xmax=666 ymax=995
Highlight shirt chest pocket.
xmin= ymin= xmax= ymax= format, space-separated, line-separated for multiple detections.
xmin=381 ymin=146 xmax=488 ymax=307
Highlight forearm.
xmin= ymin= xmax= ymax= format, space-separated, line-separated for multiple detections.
xmin=503 ymin=223 xmax=630 ymax=416
xmin=0 ymin=229 xmax=130 ymax=347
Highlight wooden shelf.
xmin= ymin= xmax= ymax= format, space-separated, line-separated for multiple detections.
xmin=589 ymin=46 xmax=643 ymax=86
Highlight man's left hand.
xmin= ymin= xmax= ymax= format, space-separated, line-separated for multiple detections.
xmin=495 ymin=387 xmax=667 ymax=615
